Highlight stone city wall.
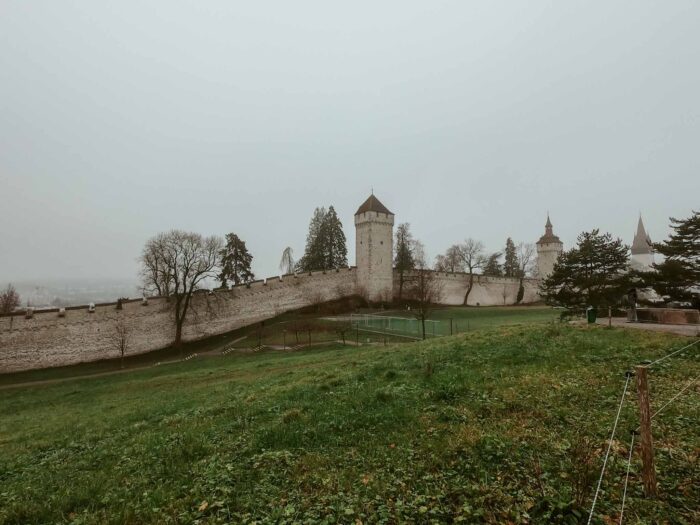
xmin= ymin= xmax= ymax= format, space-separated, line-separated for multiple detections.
xmin=0 ymin=268 xmax=358 ymax=373
xmin=394 ymin=270 xmax=542 ymax=306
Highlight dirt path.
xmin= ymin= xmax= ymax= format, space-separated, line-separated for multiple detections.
xmin=596 ymin=317 xmax=700 ymax=337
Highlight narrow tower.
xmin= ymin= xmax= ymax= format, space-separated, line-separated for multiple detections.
xmin=630 ymin=215 xmax=654 ymax=271
xmin=536 ymin=214 xmax=563 ymax=279
xmin=355 ymin=194 xmax=394 ymax=302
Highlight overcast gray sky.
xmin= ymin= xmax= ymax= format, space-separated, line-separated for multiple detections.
xmin=1 ymin=1 xmax=698 ymax=284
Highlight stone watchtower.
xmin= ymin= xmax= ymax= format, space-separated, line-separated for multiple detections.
xmin=536 ymin=214 xmax=563 ymax=279
xmin=355 ymin=194 xmax=395 ymax=302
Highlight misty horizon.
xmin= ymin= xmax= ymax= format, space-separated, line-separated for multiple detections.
xmin=2 ymin=1 xmax=698 ymax=285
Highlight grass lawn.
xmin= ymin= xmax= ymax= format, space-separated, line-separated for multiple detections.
xmin=0 ymin=306 xmax=558 ymax=388
xmin=373 ymin=306 xmax=561 ymax=337
xmin=1 ymin=324 xmax=698 ymax=524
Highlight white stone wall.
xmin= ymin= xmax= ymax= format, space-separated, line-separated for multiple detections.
xmin=355 ymin=211 xmax=394 ymax=302
xmin=395 ymin=270 xmax=541 ymax=306
xmin=0 ymin=269 xmax=358 ymax=373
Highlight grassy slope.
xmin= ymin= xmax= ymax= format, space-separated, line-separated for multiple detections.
xmin=0 ymin=325 xmax=698 ymax=524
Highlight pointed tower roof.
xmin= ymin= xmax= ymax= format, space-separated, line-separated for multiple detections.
xmin=355 ymin=194 xmax=393 ymax=216
xmin=537 ymin=214 xmax=562 ymax=245
xmin=631 ymin=215 xmax=653 ymax=254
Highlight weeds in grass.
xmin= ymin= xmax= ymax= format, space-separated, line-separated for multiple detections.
xmin=0 ymin=324 xmax=697 ymax=524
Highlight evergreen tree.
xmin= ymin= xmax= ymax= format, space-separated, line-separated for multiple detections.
xmin=394 ymin=223 xmax=415 ymax=300
xmin=482 ymin=252 xmax=503 ymax=276
xmin=218 ymin=233 xmax=255 ymax=288
xmin=296 ymin=206 xmax=347 ymax=272
xmin=296 ymin=207 xmax=327 ymax=272
xmin=642 ymin=210 xmax=699 ymax=306
xmin=322 ymin=206 xmax=348 ymax=269
xmin=540 ymin=230 xmax=630 ymax=310
xmin=503 ymin=238 xmax=518 ymax=277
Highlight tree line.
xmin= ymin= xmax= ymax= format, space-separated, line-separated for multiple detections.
xmin=540 ymin=210 xmax=699 ymax=311
xmin=394 ymin=223 xmax=536 ymax=306
xmin=138 ymin=204 xmax=349 ymax=347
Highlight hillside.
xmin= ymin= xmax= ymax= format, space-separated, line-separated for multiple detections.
xmin=0 ymin=325 xmax=698 ymax=524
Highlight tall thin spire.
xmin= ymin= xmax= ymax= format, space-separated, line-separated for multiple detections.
xmin=632 ymin=215 xmax=653 ymax=254
xmin=537 ymin=213 xmax=561 ymax=245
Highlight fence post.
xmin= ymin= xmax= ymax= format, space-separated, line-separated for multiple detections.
xmin=308 ymin=329 xmax=311 ymax=347
xmin=608 ymin=306 xmax=612 ymax=328
xmin=450 ymin=318 xmax=453 ymax=335
xmin=635 ymin=365 xmax=658 ymax=498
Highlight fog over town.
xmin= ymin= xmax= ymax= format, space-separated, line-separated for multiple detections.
xmin=2 ymin=1 xmax=698 ymax=302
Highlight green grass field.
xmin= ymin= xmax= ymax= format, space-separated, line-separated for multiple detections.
xmin=1 ymin=323 xmax=698 ymax=524
xmin=363 ymin=306 xmax=561 ymax=337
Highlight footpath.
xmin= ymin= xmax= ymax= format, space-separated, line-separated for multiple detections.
xmin=596 ymin=317 xmax=699 ymax=337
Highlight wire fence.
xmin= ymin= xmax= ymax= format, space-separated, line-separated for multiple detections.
xmin=350 ymin=313 xmax=443 ymax=339
xmin=587 ymin=339 xmax=700 ymax=523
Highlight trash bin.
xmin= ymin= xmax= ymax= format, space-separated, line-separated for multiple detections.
xmin=586 ymin=306 xmax=597 ymax=324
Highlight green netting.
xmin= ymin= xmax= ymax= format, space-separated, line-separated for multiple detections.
xmin=350 ymin=314 xmax=441 ymax=338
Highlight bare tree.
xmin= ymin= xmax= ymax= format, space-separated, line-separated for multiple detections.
xmin=434 ymin=254 xmax=448 ymax=272
xmin=408 ymin=268 xmax=443 ymax=340
xmin=0 ymin=284 xmax=21 ymax=314
xmin=516 ymin=242 xmax=536 ymax=304
xmin=435 ymin=245 xmax=467 ymax=272
xmin=394 ymin=223 xmax=415 ymax=300
xmin=406 ymin=238 xmax=443 ymax=339
xmin=110 ymin=317 xmax=131 ymax=369
xmin=457 ymin=239 xmax=486 ymax=305
xmin=413 ymin=240 xmax=427 ymax=269
xmin=139 ymin=233 xmax=173 ymax=297
xmin=279 ymin=246 xmax=295 ymax=275
xmin=517 ymin=243 xmax=536 ymax=276
xmin=139 ymin=230 xmax=223 ymax=348
xmin=335 ymin=321 xmax=352 ymax=345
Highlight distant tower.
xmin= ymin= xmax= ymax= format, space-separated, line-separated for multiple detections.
xmin=536 ymin=214 xmax=564 ymax=279
xmin=355 ymin=194 xmax=395 ymax=302
xmin=630 ymin=215 xmax=654 ymax=271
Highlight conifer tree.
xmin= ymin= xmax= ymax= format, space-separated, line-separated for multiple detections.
xmin=323 ymin=206 xmax=348 ymax=269
xmin=218 ymin=233 xmax=255 ymax=288
xmin=296 ymin=207 xmax=327 ymax=272
xmin=503 ymin=238 xmax=518 ymax=277
xmin=394 ymin=222 xmax=415 ymax=300
xmin=642 ymin=210 xmax=699 ymax=306
xmin=482 ymin=252 xmax=503 ymax=277
xmin=296 ymin=205 xmax=347 ymax=272
xmin=540 ymin=229 xmax=630 ymax=310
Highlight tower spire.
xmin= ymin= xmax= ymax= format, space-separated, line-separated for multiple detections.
xmin=632 ymin=215 xmax=653 ymax=255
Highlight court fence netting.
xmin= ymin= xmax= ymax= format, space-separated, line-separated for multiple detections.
xmin=350 ymin=313 xmax=443 ymax=339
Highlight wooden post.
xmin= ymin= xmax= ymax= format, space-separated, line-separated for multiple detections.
xmin=608 ymin=306 xmax=612 ymax=328
xmin=635 ymin=365 xmax=658 ymax=498
xmin=308 ymin=329 xmax=311 ymax=347
xmin=450 ymin=318 xmax=453 ymax=335
xmin=283 ymin=330 xmax=286 ymax=350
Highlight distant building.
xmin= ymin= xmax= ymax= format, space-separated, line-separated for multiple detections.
xmin=536 ymin=214 xmax=564 ymax=279
xmin=630 ymin=215 xmax=655 ymax=272
xmin=354 ymin=194 xmax=394 ymax=302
